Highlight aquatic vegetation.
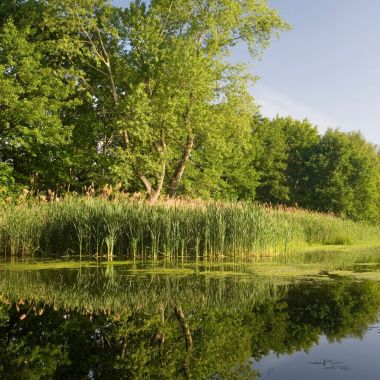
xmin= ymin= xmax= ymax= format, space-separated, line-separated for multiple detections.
xmin=1 ymin=265 xmax=379 ymax=379
xmin=0 ymin=198 xmax=378 ymax=258
xmin=0 ymin=261 xmax=283 ymax=314
xmin=2 ymin=252 xmax=380 ymax=315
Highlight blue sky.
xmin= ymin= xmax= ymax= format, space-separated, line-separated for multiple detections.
xmin=246 ymin=0 xmax=380 ymax=144
xmin=114 ymin=0 xmax=380 ymax=144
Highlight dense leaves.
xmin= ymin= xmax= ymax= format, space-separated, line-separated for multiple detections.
xmin=252 ymin=117 xmax=380 ymax=222
xmin=0 ymin=0 xmax=379 ymax=222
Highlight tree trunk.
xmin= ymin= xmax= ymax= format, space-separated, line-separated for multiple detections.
xmin=120 ymin=337 xmax=128 ymax=359
xmin=139 ymin=174 xmax=152 ymax=197
xmin=169 ymin=102 xmax=193 ymax=197
xmin=139 ymin=162 xmax=166 ymax=203
xmin=174 ymin=305 xmax=193 ymax=377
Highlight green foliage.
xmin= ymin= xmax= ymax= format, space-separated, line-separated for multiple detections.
xmin=253 ymin=116 xmax=290 ymax=203
xmin=253 ymin=116 xmax=320 ymax=205
xmin=0 ymin=12 xmax=81 ymax=191
xmin=0 ymin=162 xmax=15 ymax=197
xmin=0 ymin=0 xmax=379 ymax=224
xmin=252 ymin=118 xmax=380 ymax=223
xmin=181 ymin=83 xmax=259 ymax=200
xmin=0 ymin=0 xmax=288 ymax=200
xmin=306 ymin=129 xmax=380 ymax=222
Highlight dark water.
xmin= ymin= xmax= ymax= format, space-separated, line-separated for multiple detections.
xmin=1 ymin=259 xmax=380 ymax=379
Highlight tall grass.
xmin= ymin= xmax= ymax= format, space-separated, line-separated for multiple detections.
xmin=0 ymin=197 xmax=378 ymax=258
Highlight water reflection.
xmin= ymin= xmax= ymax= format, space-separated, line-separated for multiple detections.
xmin=0 ymin=262 xmax=380 ymax=379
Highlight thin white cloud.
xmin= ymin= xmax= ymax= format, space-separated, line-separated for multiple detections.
xmin=251 ymin=85 xmax=380 ymax=144
xmin=254 ymin=86 xmax=340 ymax=133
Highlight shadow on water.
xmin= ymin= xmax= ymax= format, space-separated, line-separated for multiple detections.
xmin=1 ymin=260 xmax=380 ymax=379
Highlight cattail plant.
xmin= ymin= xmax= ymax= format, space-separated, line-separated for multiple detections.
xmin=0 ymin=197 xmax=378 ymax=259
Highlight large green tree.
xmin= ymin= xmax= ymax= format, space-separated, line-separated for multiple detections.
xmin=0 ymin=17 xmax=81 ymax=191
xmin=306 ymin=129 xmax=380 ymax=222
xmin=56 ymin=0 xmax=288 ymax=200
xmin=0 ymin=0 xmax=90 ymax=192
xmin=179 ymin=77 xmax=259 ymax=200
xmin=0 ymin=0 xmax=288 ymax=200
xmin=253 ymin=116 xmax=319 ymax=205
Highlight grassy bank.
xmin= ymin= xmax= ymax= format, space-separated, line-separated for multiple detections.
xmin=0 ymin=197 xmax=378 ymax=258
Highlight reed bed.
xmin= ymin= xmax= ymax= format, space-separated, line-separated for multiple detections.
xmin=0 ymin=197 xmax=378 ymax=258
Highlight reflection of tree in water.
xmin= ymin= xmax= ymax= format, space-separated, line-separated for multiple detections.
xmin=0 ymin=277 xmax=380 ymax=379
xmin=249 ymin=280 xmax=380 ymax=359
xmin=0 ymin=299 xmax=255 ymax=379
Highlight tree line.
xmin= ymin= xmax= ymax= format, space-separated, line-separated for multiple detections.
xmin=0 ymin=0 xmax=379 ymax=222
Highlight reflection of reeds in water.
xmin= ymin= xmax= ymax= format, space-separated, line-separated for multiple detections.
xmin=0 ymin=197 xmax=378 ymax=258
xmin=2 ymin=273 xmax=379 ymax=380
xmin=0 ymin=263 xmax=284 ymax=315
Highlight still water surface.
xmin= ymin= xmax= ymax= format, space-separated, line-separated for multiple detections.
xmin=1 ymin=255 xmax=380 ymax=379
xmin=256 ymin=324 xmax=380 ymax=380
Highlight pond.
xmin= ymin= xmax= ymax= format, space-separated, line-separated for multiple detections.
xmin=1 ymin=250 xmax=380 ymax=379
